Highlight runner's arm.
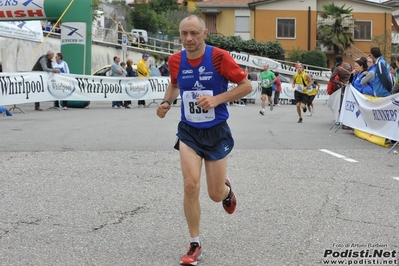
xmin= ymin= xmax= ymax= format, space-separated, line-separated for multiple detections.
xmin=156 ymin=82 xmax=180 ymax=118
xmin=197 ymin=77 xmax=252 ymax=111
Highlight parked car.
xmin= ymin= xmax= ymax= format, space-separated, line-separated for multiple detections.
xmin=92 ymin=64 xmax=137 ymax=76
xmin=131 ymin=29 xmax=148 ymax=43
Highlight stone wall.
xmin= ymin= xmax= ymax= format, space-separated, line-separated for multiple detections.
xmin=0 ymin=36 xmax=156 ymax=74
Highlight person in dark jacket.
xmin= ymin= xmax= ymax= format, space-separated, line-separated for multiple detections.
xmin=124 ymin=59 xmax=137 ymax=108
xmin=329 ymin=56 xmax=352 ymax=93
xmin=31 ymin=50 xmax=60 ymax=111
xmin=159 ymin=56 xmax=176 ymax=105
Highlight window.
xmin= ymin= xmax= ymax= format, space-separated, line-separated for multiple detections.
xmin=277 ymin=18 xmax=295 ymax=38
xmin=235 ymin=16 xmax=250 ymax=32
xmin=354 ymin=21 xmax=371 ymax=40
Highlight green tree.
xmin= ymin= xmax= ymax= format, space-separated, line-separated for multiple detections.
xmin=301 ymin=50 xmax=328 ymax=70
xmin=287 ymin=47 xmax=305 ymax=63
xmin=130 ymin=1 xmax=179 ymax=33
xmin=149 ymin=0 xmax=179 ymax=14
xmin=317 ymin=3 xmax=355 ymax=57
xmin=372 ymin=32 xmax=392 ymax=62
xmin=92 ymin=0 xmax=101 ymax=21
xmin=205 ymin=35 xmax=285 ymax=60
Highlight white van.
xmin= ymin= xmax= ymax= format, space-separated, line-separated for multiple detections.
xmin=131 ymin=29 xmax=148 ymax=44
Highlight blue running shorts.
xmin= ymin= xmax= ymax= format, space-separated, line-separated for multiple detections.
xmin=174 ymin=121 xmax=234 ymax=161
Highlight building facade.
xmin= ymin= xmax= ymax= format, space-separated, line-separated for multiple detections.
xmin=193 ymin=0 xmax=393 ymax=67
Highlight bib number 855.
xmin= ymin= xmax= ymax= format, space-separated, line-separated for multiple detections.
xmin=189 ymin=102 xmax=208 ymax=114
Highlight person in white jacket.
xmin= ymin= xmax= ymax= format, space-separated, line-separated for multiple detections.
xmin=53 ymin=53 xmax=70 ymax=110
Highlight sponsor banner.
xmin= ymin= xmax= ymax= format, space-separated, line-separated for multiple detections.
xmin=228 ymin=51 xmax=331 ymax=82
xmin=230 ymin=81 xmax=258 ymax=99
xmin=339 ymin=85 xmax=399 ymax=141
xmin=327 ymin=88 xmax=342 ymax=122
xmin=0 ymin=20 xmax=43 ymax=42
xmin=0 ymin=72 xmax=258 ymax=106
xmin=61 ymin=22 xmax=86 ymax=45
xmin=0 ymin=0 xmax=46 ymax=20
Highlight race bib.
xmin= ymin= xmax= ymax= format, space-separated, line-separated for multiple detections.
xmin=262 ymin=79 xmax=270 ymax=87
xmin=182 ymin=90 xmax=215 ymax=123
xmin=295 ymin=84 xmax=304 ymax=92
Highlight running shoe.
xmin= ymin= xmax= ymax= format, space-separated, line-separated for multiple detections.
xmin=259 ymin=110 xmax=265 ymax=116
xmin=223 ymin=177 xmax=236 ymax=214
xmin=270 ymin=105 xmax=273 ymax=111
xmin=180 ymin=242 xmax=202 ymax=266
xmin=298 ymin=118 xmax=303 ymax=123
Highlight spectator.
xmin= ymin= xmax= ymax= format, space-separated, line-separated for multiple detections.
xmin=369 ymin=47 xmax=392 ymax=97
xmin=159 ymin=56 xmax=170 ymax=77
xmin=111 ymin=56 xmax=124 ymax=109
xmin=31 ymin=50 xmax=61 ymax=111
xmin=53 ymin=52 xmax=70 ymax=110
xmin=330 ymin=55 xmax=352 ymax=129
xmin=159 ymin=56 xmax=176 ymax=105
xmin=120 ymin=61 xmax=127 ymax=76
xmin=393 ymin=56 xmax=399 ymax=94
xmin=390 ymin=62 xmax=396 ymax=87
xmin=332 ymin=55 xmax=344 ymax=72
xmin=329 ymin=55 xmax=352 ymax=92
xmin=137 ymin=53 xmax=150 ymax=107
xmin=273 ymin=71 xmax=282 ymax=106
xmin=124 ymin=59 xmax=136 ymax=108
xmin=126 ymin=59 xmax=136 ymax=77
xmin=352 ymin=59 xmax=373 ymax=96
xmin=361 ymin=56 xmax=376 ymax=93
xmin=138 ymin=32 xmax=146 ymax=45
xmin=246 ymin=70 xmax=258 ymax=104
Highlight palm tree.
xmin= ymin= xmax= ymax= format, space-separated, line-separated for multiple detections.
xmin=317 ymin=3 xmax=355 ymax=57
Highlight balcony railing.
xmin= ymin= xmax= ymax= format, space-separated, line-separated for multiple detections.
xmin=43 ymin=25 xmax=182 ymax=55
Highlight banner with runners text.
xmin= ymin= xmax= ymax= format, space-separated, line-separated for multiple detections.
xmin=339 ymin=85 xmax=399 ymax=141
xmin=0 ymin=72 xmax=259 ymax=106
xmin=0 ymin=21 xmax=43 ymax=42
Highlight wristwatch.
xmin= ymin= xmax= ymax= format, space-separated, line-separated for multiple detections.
xmin=160 ymin=100 xmax=171 ymax=106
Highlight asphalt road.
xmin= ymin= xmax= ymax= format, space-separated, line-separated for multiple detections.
xmin=0 ymin=100 xmax=398 ymax=266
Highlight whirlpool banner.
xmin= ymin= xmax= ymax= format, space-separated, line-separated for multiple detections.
xmin=0 ymin=72 xmax=259 ymax=106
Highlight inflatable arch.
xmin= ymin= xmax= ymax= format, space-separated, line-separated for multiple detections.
xmin=0 ymin=0 xmax=92 ymax=74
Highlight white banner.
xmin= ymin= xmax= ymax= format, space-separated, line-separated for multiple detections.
xmin=327 ymin=88 xmax=342 ymax=122
xmin=0 ymin=0 xmax=46 ymax=20
xmin=0 ymin=21 xmax=43 ymax=42
xmin=339 ymin=85 xmax=399 ymax=141
xmin=229 ymin=51 xmax=331 ymax=82
xmin=0 ymin=72 xmax=258 ymax=105
xmin=61 ymin=22 xmax=86 ymax=45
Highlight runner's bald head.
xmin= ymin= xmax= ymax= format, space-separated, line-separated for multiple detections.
xmin=179 ymin=15 xmax=206 ymax=32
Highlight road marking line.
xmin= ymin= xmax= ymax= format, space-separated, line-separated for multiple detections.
xmin=319 ymin=149 xmax=358 ymax=163
xmin=393 ymin=177 xmax=399 ymax=181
